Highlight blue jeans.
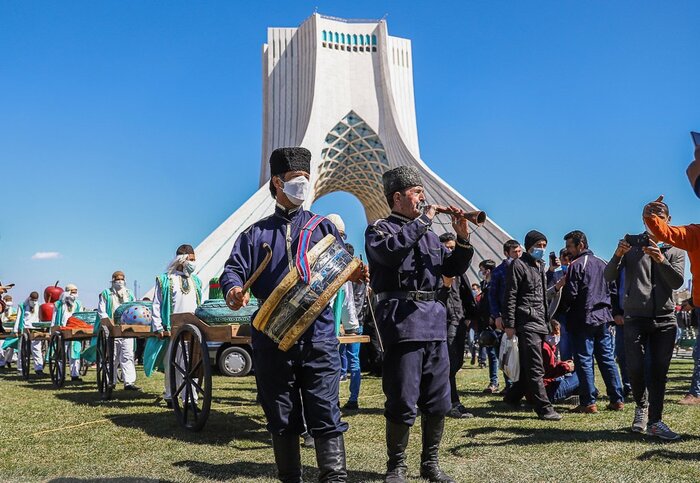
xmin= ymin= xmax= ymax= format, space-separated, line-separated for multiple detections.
xmin=571 ymin=324 xmax=624 ymax=406
xmin=547 ymin=372 xmax=580 ymax=403
xmin=346 ymin=327 xmax=362 ymax=403
xmin=339 ymin=345 xmax=348 ymax=377
xmin=690 ymin=331 xmax=700 ymax=397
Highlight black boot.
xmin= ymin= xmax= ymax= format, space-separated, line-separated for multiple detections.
xmin=314 ymin=433 xmax=347 ymax=482
xmin=272 ymin=433 xmax=303 ymax=483
xmin=419 ymin=415 xmax=455 ymax=483
xmin=385 ymin=420 xmax=410 ymax=483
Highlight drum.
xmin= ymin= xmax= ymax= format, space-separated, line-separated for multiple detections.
xmin=254 ymin=234 xmax=360 ymax=351
xmin=114 ymin=302 xmax=154 ymax=325
xmin=195 ymin=298 xmax=258 ymax=326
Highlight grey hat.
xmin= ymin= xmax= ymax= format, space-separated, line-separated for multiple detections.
xmin=382 ymin=166 xmax=424 ymax=196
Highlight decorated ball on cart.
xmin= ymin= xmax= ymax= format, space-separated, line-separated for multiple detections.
xmin=114 ymin=302 xmax=153 ymax=325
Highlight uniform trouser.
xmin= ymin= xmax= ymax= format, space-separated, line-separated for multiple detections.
xmin=447 ymin=323 xmax=467 ymax=407
xmin=18 ymin=340 xmax=44 ymax=372
xmin=0 ymin=347 xmax=14 ymax=365
xmin=504 ymin=331 xmax=553 ymax=416
xmin=624 ymin=317 xmax=676 ymax=424
xmin=253 ymin=339 xmax=348 ymax=438
xmin=383 ymin=340 xmax=451 ymax=426
xmin=114 ymin=337 xmax=136 ymax=385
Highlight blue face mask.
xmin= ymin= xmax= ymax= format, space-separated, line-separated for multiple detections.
xmin=561 ymin=265 xmax=568 ymax=273
xmin=531 ymin=248 xmax=546 ymax=260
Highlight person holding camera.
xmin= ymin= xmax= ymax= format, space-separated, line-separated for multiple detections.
xmin=609 ymin=200 xmax=686 ymax=440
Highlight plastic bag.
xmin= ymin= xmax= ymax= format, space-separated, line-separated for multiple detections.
xmin=499 ymin=334 xmax=520 ymax=383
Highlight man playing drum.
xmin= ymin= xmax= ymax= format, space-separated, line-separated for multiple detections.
xmin=365 ymin=166 xmax=473 ymax=483
xmin=221 ymin=147 xmax=366 ymax=483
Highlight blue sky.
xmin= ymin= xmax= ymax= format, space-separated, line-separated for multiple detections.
xmin=1 ymin=1 xmax=699 ymax=306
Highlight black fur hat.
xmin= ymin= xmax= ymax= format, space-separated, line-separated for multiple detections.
xmin=382 ymin=166 xmax=423 ymax=196
xmin=269 ymin=147 xmax=311 ymax=176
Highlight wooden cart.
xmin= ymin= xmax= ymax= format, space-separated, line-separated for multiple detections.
xmin=19 ymin=325 xmax=52 ymax=381
xmin=97 ymin=318 xmax=168 ymax=400
xmin=48 ymin=326 xmax=94 ymax=387
xmin=168 ymin=313 xmax=369 ymax=432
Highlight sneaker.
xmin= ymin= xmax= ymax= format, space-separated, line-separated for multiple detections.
xmin=482 ymin=384 xmax=499 ymax=394
xmin=343 ymin=400 xmax=359 ymax=411
xmin=678 ymin=394 xmax=700 ymax=406
xmin=607 ymin=401 xmax=624 ymax=411
xmin=631 ymin=406 xmax=648 ymax=434
xmin=164 ymin=399 xmax=173 ymax=409
xmin=35 ymin=370 xmax=45 ymax=376
xmin=539 ymin=410 xmax=563 ymax=421
xmin=623 ymin=384 xmax=632 ymax=398
xmin=570 ymin=404 xmax=598 ymax=414
xmin=301 ymin=432 xmax=315 ymax=448
xmin=563 ymin=395 xmax=580 ymax=406
xmin=339 ymin=374 xmax=348 ymax=382
xmin=447 ymin=407 xmax=473 ymax=419
xmin=647 ymin=421 xmax=680 ymax=441
xmin=457 ymin=404 xmax=475 ymax=418
xmin=124 ymin=384 xmax=142 ymax=391
xmin=71 ymin=376 xmax=83 ymax=382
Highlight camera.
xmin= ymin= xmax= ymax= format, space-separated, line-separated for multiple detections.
xmin=624 ymin=233 xmax=650 ymax=248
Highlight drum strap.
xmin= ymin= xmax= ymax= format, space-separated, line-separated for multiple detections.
xmin=296 ymin=214 xmax=326 ymax=284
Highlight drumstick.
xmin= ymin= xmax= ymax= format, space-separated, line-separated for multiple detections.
xmin=241 ymin=243 xmax=272 ymax=294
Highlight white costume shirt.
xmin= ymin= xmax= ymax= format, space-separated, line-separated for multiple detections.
xmin=16 ymin=302 xmax=40 ymax=331
xmin=152 ymin=271 xmax=198 ymax=332
xmin=97 ymin=288 xmax=133 ymax=319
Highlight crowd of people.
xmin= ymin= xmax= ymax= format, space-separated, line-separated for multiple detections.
xmin=2 ymin=145 xmax=700 ymax=483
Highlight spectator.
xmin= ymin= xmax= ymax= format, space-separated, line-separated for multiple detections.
xmin=644 ymin=195 xmax=700 ymax=408
xmin=606 ymin=202 xmax=685 ymax=440
xmin=554 ymin=230 xmax=624 ymax=414
xmin=679 ymin=307 xmax=700 ymax=406
xmin=490 ymin=239 xmax=522 ymax=392
xmin=547 ymin=249 xmax=574 ymax=361
xmin=338 ymin=243 xmax=364 ymax=411
xmin=439 ymin=232 xmax=475 ymax=419
xmin=544 ymin=320 xmax=580 ymax=404
xmin=609 ymin=268 xmax=633 ymax=397
xmin=476 ymin=259 xmax=499 ymax=393
xmin=503 ymin=230 xmax=562 ymax=421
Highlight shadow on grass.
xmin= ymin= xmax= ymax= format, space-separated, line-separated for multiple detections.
xmin=49 ymin=478 xmax=175 ymax=483
xmin=54 ymin=390 xmax=158 ymax=408
xmin=173 ymin=460 xmax=384 ymax=482
xmin=108 ymin=410 xmax=270 ymax=447
xmin=450 ymin=425 xmax=700 ymax=455
xmin=638 ymin=449 xmax=700 ymax=462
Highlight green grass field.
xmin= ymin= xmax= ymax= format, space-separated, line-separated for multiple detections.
xmin=1 ymin=357 xmax=699 ymax=482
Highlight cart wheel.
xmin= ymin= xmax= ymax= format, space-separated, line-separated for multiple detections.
xmin=20 ymin=330 xmax=31 ymax=380
xmin=96 ymin=326 xmax=114 ymax=400
xmin=79 ymin=340 xmax=90 ymax=377
xmin=49 ymin=332 xmax=66 ymax=388
xmin=170 ymin=323 xmax=212 ymax=432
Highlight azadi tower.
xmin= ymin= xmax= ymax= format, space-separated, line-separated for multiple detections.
xmin=189 ymin=13 xmax=511 ymax=297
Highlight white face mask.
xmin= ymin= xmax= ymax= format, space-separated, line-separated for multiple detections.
xmin=5 ymin=301 xmax=12 ymax=307
xmin=282 ymin=176 xmax=310 ymax=206
xmin=184 ymin=261 xmax=196 ymax=276
xmin=545 ymin=335 xmax=560 ymax=347
xmin=28 ymin=300 xmax=38 ymax=308
xmin=113 ymin=280 xmax=126 ymax=291
xmin=65 ymin=293 xmax=77 ymax=302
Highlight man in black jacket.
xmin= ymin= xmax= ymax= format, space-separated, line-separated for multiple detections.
xmin=503 ymin=230 xmax=562 ymax=421
xmin=439 ymin=233 xmax=477 ymax=419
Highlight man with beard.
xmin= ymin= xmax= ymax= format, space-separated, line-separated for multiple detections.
xmin=366 ymin=166 xmax=472 ymax=483
xmin=97 ymin=271 xmax=140 ymax=391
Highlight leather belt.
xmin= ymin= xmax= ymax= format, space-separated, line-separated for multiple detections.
xmin=376 ymin=290 xmax=437 ymax=303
